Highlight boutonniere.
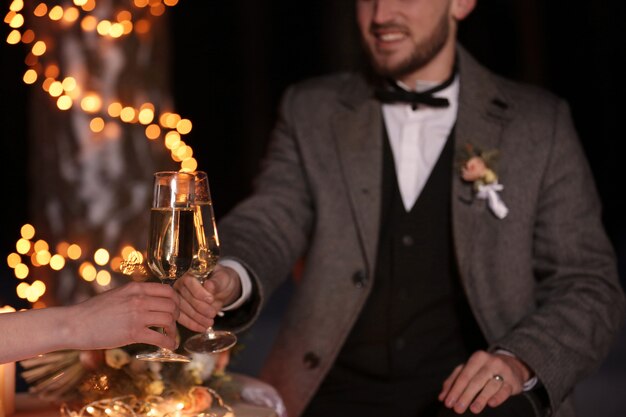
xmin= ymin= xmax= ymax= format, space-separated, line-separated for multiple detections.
xmin=459 ymin=143 xmax=509 ymax=219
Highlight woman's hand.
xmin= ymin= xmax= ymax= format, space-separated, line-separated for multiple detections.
xmin=68 ymin=281 xmax=181 ymax=351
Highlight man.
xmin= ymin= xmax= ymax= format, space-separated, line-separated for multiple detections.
xmin=176 ymin=0 xmax=625 ymax=416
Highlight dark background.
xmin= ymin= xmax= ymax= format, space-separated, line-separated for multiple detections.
xmin=2 ymin=0 xmax=626 ymax=412
xmin=168 ymin=0 xmax=626 ymax=258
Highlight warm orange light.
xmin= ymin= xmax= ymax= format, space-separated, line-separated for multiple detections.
xmin=81 ymin=15 xmax=98 ymax=32
xmin=7 ymin=253 xmax=21 ymax=268
xmin=175 ymin=145 xmax=191 ymax=159
xmin=16 ymin=238 xmax=31 ymax=255
xmin=165 ymin=131 xmax=181 ymax=149
xmin=73 ymin=0 xmax=88 ymax=7
xmin=90 ymin=117 xmax=105 ymax=133
xmin=94 ymin=248 xmax=110 ymax=266
xmin=121 ymin=20 xmax=133 ymax=35
xmin=176 ymin=119 xmax=192 ymax=135
xmin=63 ymin=7 xmax=80 ymax=23
xmin=82 ymin=0 xmax=96 ymax=12
xmin=120 ymin=106 xmax=136 ymax=122
xmin=21 ymin=29 xmax=34 ymax=44
xmin=67 ymin=244 xmax=82 ymax=260
xmin=107 ymin=102 xmax=123 ymax=117
xmin=24 ymin=52 xmax=38 ymax=66
xmin=49 ymin=254 xmax=66 ymax=271
xmin=134 ymin=0 xmax=149 ymax=8
xmin=35 ymin=250 xmax=51 ymax=266
xmin=31 ymin=40 xmax=46 ymax=56
xmin=4 ymin=11 xmax=16 ymax=24
xmin=96 ymin=20 xmax=112 ymax=36
xmin=49 ymin=81 xmax=63 ymax=97
xmin=164 ymin=0 xmax=179 ymax=6
xmin=6 ymin=30 xmax=21 ymax=44
xmin=109 ymin=23 xmax=124 ymax=38
xmin=57 ymin=95 xmax=73 ymax=110
xmin=110 ymin=256 xmax=122 ymax=271
xmin=138 ymin=108 xmax=154 ymax=125
xmin=49 ymin=5 xmax=64 ymax=21
xmin=62 ymin=77 xmax=77 ymax=92
xmin=181 ymin=157 xmax=198 ymax=172
xmin=31 ymin=280 xmax=46 ymax=297
xmin=23 ymin=68 xmax=37 ymax=84
xmin=20 ymin=224 xmax=35 ymax=239
xmin=145 ymin=124 xmax=161 ymax=140
xmin=16 ymin=282 xmax=29 ymax=298
xmin=150 ymin=3 xmax=166 ymax=17
xmin=14 ymin=263 xmax=29 ymax=279
xmin=42 ymin=77 xmax=54 ymax=92
xmin=30 ymin=253 xmax=41 ymax=267
xmin=44 ymin=64 xmax=60 ymax=78
xmin=33 ymin=240 xmax=49 ymax=252
xmin=9 ymin=13 xmax=24 ymax=29
xmin=81 ymin=93 xmax=103 ymax=113
xmin=56 ymin=241 xmax=69 ymax=257
xmin=134 ymin=19 xmax=150 ymax=34
xmin=121 ymin=246 xmax=137 ymax=259
xmin=165 ymin=113 xmax=181 ymax=129
xmin=80 ymin=262 xmax=97 ymax=281
xmin=34 ymin=3 xmax=48 ymax=17
xmin=116 ymin=10 xmax=132 ymax=22
xmin=10 ymin=0 xmax=25 ymax=12
xmin=96 ymin=270 xmax=112 ymax=286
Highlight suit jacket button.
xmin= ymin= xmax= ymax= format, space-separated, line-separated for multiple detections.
xmin=351 ymin=270 xmax=367 ymax=288
xmin=303 ymin=352 xmax=320 ymax=369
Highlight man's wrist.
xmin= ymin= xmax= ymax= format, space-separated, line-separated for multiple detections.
xmin=218 ymin=258 xmax=252 ymax=311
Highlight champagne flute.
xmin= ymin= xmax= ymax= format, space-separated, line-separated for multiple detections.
xmin=184 ymin=171 xmax=238 ymax=354
xmin=136 ymin=171 xmax=195 ymax=362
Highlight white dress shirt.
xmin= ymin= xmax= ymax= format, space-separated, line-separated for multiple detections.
xmin=382 ymin=76 xmax=459 ymax=211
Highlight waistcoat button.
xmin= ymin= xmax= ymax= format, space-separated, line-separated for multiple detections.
xmin=303 ymin=352 xmax=320 ymax=369
xmin=351 ymin=270 xmax=367 ymax=288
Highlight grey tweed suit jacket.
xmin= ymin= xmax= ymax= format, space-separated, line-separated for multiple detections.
xmin=219 ymin=45 xmax=625 ymax=417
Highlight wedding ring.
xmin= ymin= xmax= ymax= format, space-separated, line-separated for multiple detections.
xmin=493 ymin=374 xmax=504 ymax=382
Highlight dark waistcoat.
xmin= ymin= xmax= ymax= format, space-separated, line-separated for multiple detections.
xmin=303 ymin=125 xmax=486 ymax=417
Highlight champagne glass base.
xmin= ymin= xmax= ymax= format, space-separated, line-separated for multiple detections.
xmin=135 ymin=348 xmax=191 ymax=362
xmin=184 ymin=331 xmax=237 ymax=354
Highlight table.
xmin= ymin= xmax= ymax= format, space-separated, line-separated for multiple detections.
xmin=12 ymin=393 xmax=278 ymax=417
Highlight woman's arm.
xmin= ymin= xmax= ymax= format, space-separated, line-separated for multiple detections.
xmin=0 ymin=281 xmax=180 ymax=364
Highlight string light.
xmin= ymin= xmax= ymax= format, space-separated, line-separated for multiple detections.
xmin=3 ymin=0 xmax=201 ymax=300
xmin=7 ymin=223 xmax=150 ymax=302
xmin=2 ymin=0 xmax=198 ymax=172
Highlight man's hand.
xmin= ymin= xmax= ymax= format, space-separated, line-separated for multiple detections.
xmin=438 ymin=350 xmax=532 ymax=414
xmin=174 ymin=264 xmax=242 ymax=332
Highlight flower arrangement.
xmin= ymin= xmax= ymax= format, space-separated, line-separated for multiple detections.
xmin=20 ymin=346 xmax=239 ymax=417
xmin=459 ymin=143 xmax=509 ymax=219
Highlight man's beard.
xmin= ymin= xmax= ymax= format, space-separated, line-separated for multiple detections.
xmin=365 ymin=12 xmax=450 ymax=80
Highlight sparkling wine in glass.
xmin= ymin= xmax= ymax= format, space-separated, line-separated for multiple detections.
xmin=184 ymin=171 xmax=237 ymax=354
xmin=136 ymin=171 xmax=195 ymax=362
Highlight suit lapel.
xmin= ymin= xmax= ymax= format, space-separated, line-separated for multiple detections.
xmin=332 ymin=80 xmax=383 ymax=273
xmin=329 ymin=51 xmax=514 ymax=281
xmin=452 ymin=46 xmax=514 ymax=281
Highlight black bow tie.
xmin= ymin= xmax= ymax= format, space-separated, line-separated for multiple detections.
xmin=374 ymin=70 xmax=456 ymax=110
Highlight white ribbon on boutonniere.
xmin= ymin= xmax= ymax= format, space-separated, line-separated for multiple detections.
xmin=459 ymin=144 xmax=509 ymax=219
